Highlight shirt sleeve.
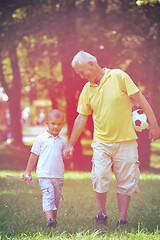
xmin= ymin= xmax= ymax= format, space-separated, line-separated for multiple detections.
xmin=120 ymin=70 xmax=139 ymax=96
xmin=31 ymin=136 xmax=41 ymax=156
xmin=77 ymin=84 xmax=92 ymax=115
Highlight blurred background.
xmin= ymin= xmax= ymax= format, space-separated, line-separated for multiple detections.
xmin=0 ymin=0 xmax=160 ymax=171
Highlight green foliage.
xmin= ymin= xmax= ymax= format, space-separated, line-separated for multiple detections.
xmin=1 ymin=58 xmax=13 ymax=89
xmin=136 ymin=1 xmax=160 ymax=6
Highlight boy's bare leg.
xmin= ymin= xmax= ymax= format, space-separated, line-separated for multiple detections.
xmin=95 ymin=191 xmax=107 ymax=215
xmin=117 ymin=193 xmax=131 ymax=220
xmin=45 ymin=210 xmax=57 ymax=221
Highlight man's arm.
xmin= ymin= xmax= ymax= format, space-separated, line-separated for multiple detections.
xmin=131 ymin=91 xmax=160 ymax=141
xmin=64 ymin=113 xmax=88 ymax=158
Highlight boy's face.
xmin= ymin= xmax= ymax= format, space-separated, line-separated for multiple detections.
xmin=47 ymin=116 xmax=64 ymax=137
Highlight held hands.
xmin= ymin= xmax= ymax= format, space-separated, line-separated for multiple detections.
xmin=63 ymin=146 xmax=74 ymax=159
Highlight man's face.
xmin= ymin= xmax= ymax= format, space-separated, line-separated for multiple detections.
xmin=47 ymin=116 xmax=64 ymax=137
xmin=74 ymin=61 xmax=97 ymax=84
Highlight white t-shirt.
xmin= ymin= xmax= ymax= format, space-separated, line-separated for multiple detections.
xmin=31 ymin=131 xmax=67 ymax=178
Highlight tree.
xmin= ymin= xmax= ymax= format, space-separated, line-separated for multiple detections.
xmin=0 ymin=0 xmax=159 ymax=169
xmin=0 ymin=45 xmax=23 ymax=144
xmin=0 ymin=0 xmax=61 ymax=144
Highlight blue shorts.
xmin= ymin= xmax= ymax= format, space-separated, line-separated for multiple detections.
xmin=38 ymin=178 xmax=64 ymax=212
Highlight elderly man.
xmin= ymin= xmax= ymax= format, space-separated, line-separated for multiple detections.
xmin=64 ymin=51 xmax=160 ymax=227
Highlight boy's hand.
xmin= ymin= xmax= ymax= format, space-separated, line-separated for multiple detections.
xmin=63 ymin=146 xmax=74 ymax=159
xmin=22 ymin=172 xmax=32 ymax=182
xmin=22 ymin=172 xmax=34 ymax=188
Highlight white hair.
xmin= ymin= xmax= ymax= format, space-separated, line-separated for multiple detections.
xmin=72 ymin=51 xmax=97 ymax=68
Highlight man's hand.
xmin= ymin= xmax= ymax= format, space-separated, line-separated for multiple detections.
xmin=149 ymin=124 xmax=160 ymax=141
xmin=63 ymin=146 xmax=74 ymax=159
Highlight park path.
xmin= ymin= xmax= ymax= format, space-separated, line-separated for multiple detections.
xmin=22 ymin=125 xmax=46 ymax=144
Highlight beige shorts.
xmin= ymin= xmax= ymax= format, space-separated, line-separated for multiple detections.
xmin=91 ymin=140 xmax=140 ymax=195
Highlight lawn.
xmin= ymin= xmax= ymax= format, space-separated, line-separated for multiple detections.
xmin=0 ymin=140 xmax=160 ymax=239
xmin=0 ymin=171 xmax=160 ymax=239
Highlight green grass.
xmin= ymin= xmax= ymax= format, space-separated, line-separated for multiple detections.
xmin=0 ymin=171 xmax=160 ymax=239
xmin=0 ymin=140 xmax=160 ymax=239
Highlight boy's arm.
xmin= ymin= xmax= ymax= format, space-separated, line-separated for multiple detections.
xmin=131 ymin=91 xmax=160 ymax=141
xmin=22 ymin=153 xmax=38 ymax=181
xmin=64 ymin=113 xmax=88 ymax=158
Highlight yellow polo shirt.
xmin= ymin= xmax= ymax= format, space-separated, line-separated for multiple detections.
xmin=77 ymin=68 xmax=139 ymax=143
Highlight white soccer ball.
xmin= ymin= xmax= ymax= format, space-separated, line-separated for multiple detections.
xmin=132 ymin=109 xmax=149 ymax=132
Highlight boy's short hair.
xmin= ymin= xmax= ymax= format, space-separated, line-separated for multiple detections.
xmin=72 ymin=51 xmax=97 ymax=68
xmin=48 ymin=109 xmax=64 ymax=121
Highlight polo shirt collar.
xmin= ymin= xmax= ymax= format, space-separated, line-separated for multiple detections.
xmin=90 ymin=68 xmax=111 ymax=87
xmin=45 ymin=130 xmax=61 ymax=139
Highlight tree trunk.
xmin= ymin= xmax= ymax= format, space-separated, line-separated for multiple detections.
xmin=60 ymin=54 xmax=83 ymax=170
xmin=56 ymin=8 xmax=85 ymax=170
xmin=8 ymin=94 xmax=23 ymax=145
xmin=9 ymin=46 xmax=23 ymax=145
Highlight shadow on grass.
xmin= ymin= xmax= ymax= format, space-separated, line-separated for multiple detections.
xmin=0 ymin=144 xmax=31 ymax=171
xmin=139 ymin=167 xmax=160 ymax=176
xmin=0 ymin=143 xmax=160 ymax=173
xmin=0 ymin=143 xmax=93 ymax=172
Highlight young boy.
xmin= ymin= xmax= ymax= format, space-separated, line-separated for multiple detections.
xmin=22 ymin=109 xmax=67 ymax=228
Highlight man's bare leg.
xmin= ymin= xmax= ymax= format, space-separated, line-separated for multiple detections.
xmin=117 ymin=193 xmax=131 ymax=220
xmin=95 ymin=191 xmax=107 ymax=215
